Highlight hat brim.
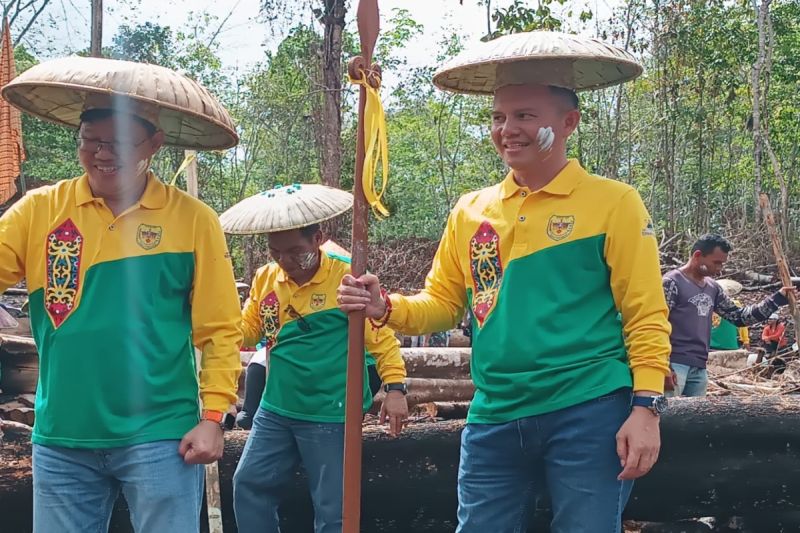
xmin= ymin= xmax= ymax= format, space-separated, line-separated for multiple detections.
xmin=220 ymin=184 xmax=353 ymax=235
xmin=1 ymin=57 xmax=238 ymax=150
xmin=433 ymin=31 xmax=643 ymax=95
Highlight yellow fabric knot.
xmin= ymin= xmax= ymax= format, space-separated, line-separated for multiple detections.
xmin=348 ymin=69 xmax=389 ymax=218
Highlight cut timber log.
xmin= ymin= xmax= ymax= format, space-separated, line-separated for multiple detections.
xmin=372 ymin=378 xmax=474 ymax=410
xmin=0 ymin=401 xmax=34 ymax=426
xmin=401 ymin=348 xmax=471 ymax=379
xmin=4 ymin=397 xmax=800 ymax=533
xmin=0 ymin=334 xmax=37 ymax=355
xmin=707 ymin=349 xmax=749 ymax=369
xmin=416 ymin=401 xmax=471 ymax=419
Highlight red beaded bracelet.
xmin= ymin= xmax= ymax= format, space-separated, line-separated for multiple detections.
xmin=368 ymin=288 xmax=392 ymax=330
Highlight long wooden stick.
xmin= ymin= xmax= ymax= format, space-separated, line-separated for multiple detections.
xmin=343 ymin=1 xmax=380 ymax=531
xmin=759 ymin=193 xmax=800 ymax=327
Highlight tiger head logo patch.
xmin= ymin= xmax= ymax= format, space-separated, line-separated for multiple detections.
xmin=136 ymin=224 xmax=163 ymax=250
xmin=311 ymin=293 xmax=326 ymax=310
xmin=546 ymin=215 xmax=574 ymax=241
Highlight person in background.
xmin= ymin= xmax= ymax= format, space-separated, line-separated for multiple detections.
xmin=761 ymin=313 xmax=787 ymax=356
xmin=710 ymin=279 xmax=750 ymax=351
xmin=664 ymin=234 xmax=794 ymax=397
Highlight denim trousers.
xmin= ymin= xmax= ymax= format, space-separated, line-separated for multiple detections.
xmin=667 ymin=362 xmax=708 ymax=397
xmin=456 ymin=388 xmax=634 ymax=533
xmin=33 ymin=440 xmax=204 ymax=533
xmin=233 ymin=408 xmax=344 ymax=533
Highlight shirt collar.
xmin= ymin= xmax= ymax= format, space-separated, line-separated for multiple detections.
xmin=500 ymin=159 xmax=585 ymax=199
xmin=74 ymin=171 xmax=167 ymax=209
xmin=275 ymin=249 xmax=332 ymax=286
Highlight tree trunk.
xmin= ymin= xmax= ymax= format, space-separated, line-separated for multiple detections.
xmin=318 ymin=0 xmax=346 ymax=237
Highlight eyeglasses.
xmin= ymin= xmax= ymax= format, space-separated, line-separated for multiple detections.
xmin=286 ymin=305 xmax=311 ymax=333
xmin=76 ymin=136 xmax=151 ymax=155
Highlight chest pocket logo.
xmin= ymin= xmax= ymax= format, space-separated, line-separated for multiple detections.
xmin=547 ymin=215 xmax=575 ymax=241
xmin=136 ymin=224 xmax=163 ymax=250
xmin=311 ymin=293 xmax=326 ymax=310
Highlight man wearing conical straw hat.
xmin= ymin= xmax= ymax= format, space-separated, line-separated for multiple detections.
xmin=0 ymin=57 xmax=242 ymax=532
xmin=339 ymin=31 xmax=672 ymax=531
xmin=219 ymin=183 xmax=408 ymax=533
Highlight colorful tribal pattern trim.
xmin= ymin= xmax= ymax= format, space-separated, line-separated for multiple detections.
xmin=259 ymin=291 xmax=281 ymax=349
xmin=469 ymin=221 xmax=503 ymax=327
xmin=45 ymin=219 xmax=83 ymax=328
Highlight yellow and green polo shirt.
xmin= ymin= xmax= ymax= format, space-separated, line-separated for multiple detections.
xmin=241 ymin=249 xmax=406 ymax=423
xmin=388 ymin=159 xmax=671 ymax=424
xmin=0 ymin=173 xmax=242 ymax=448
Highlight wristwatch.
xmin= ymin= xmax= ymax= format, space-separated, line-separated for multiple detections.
xmin=383 ymin=382 xmax=408 ymax=395
xmin=202 ymin=409 xmax=235 ymax=430
xmin=631 ymin=395 xmax=668 ymax=416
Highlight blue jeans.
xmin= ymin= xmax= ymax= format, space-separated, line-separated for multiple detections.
xmin=233 ymin=408 xmax=344 ymax=533
xmin=456 ymin=389 xmax=634 ymax=533
xmin=33 ymin=440 xmax=204 ymax=533
xmin=668 ymin=362 xmax=708 ymax=397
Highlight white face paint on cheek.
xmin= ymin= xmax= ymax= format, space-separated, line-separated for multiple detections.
xmin=297 ymin=251 xmax=317 ymax=270
xmin=135 ymin=158 xmax=149 ymax=176
xmin=537 ymin=126 xmax=555 ymax=152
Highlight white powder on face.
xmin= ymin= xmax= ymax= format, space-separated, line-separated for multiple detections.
xmin=135 ymin=158 xmax=149 ymax=176
xmin=297 ymin=251 xmax=318 ymax=270
xmin=537 ymin=126 xmax=555 ymax=152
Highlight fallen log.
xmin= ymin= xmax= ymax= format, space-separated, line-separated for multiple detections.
xmin=416 ymin=401 xmax=471 ymax=419
xmin=401 ymin=347 xmax=471 ymax=379
xmin=3 ymin=396 xmax=800 ymax=533
xmin=371 ymin=377 xmax=474 ymax=410
xmin=0 ymin=402 xmax=34 ymax=426
xmin=0 ymin=334 xmax=37 ymax=355
xmin=707 ymin=349 xmax=749 ymax=369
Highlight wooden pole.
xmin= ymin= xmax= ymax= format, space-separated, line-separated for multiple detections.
xmin=343 ymin=1 xmax=380 ymax=531
xmin=759 ymin=193 xmax=800 ymax=328
xmin=181 ymin=152 xmax=223 ymax=533
xmin=90 ymin=0 xmax=103 ymax=58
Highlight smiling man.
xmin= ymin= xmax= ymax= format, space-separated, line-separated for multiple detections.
xmin=337 ymin=32 xmax=672 ymax=532
xmin=0 ymin=58 xmax=242 ymax=533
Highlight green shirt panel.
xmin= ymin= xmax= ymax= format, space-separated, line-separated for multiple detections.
xmin=28 ymin=252 xmax=199 ymax=448
xmin=468 ymin=235 xmax=632 ymax=423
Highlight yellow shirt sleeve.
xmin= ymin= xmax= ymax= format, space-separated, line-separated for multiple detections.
xmin=388 ymin=209 xmax=467 ymax=335
xmin=191 ymin=212 xmax=243 ymax=412
xmin=0 ymin=192 xmax=32 ymax=292
xmin=241 ymin=280 xmax=264 ymax=348
xmin=738 ymin=326 xmax=750 ymax=345
xmin=364 ymin=322 xmax=406 ymax=385
xmin=604 ymin=190 xmax=672 ymax=393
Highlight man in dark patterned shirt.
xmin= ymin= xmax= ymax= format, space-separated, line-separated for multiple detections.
xmin=663 ymin=234 xmax=794 ymax=396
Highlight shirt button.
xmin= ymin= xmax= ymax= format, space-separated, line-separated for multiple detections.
xmin=521 ymin=191 xmax=527 ymax=197
xmin=109 ymin=224 xmax=116 ymax=231
xmin=519 ymin=216 xmax=526 ymax=222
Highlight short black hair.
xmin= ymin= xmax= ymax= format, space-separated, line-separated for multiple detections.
xmin=692 ymin=233 xmax=732 ymax=255
xmin=548 ymin=86 xmax=579 ymax=110
xmin=79 ymin=108 xmax=158 ymax=136
xmin=298 ymin=223 xmax=321 ymax=239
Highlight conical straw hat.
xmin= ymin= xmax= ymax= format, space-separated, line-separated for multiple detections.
xmin=717 ymin=279 xmax=743 ymax=297
xmin=433 ymin=31 xmax=642 ymax=95
xmin=220 ymin=184 xmax=353 ymax=235
xmin=1 ymin=56 xmax=237 ymax=150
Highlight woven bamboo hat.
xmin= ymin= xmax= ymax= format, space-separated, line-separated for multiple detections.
xmin=433 ymin=31 xmax=642 ymax=95
xmin=717 ymin=279 xmax=743 ymax=297
xmin=220 ymin=184 xmax=353 ymax=235
xmin=1 ymin=56 xmax=237 ymax=150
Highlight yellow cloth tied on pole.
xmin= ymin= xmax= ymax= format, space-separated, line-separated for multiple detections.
xmin=169 ymin=152 xmax=197 ymax=186
xmin=348 ymin=69 xmax=389 ymax=218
